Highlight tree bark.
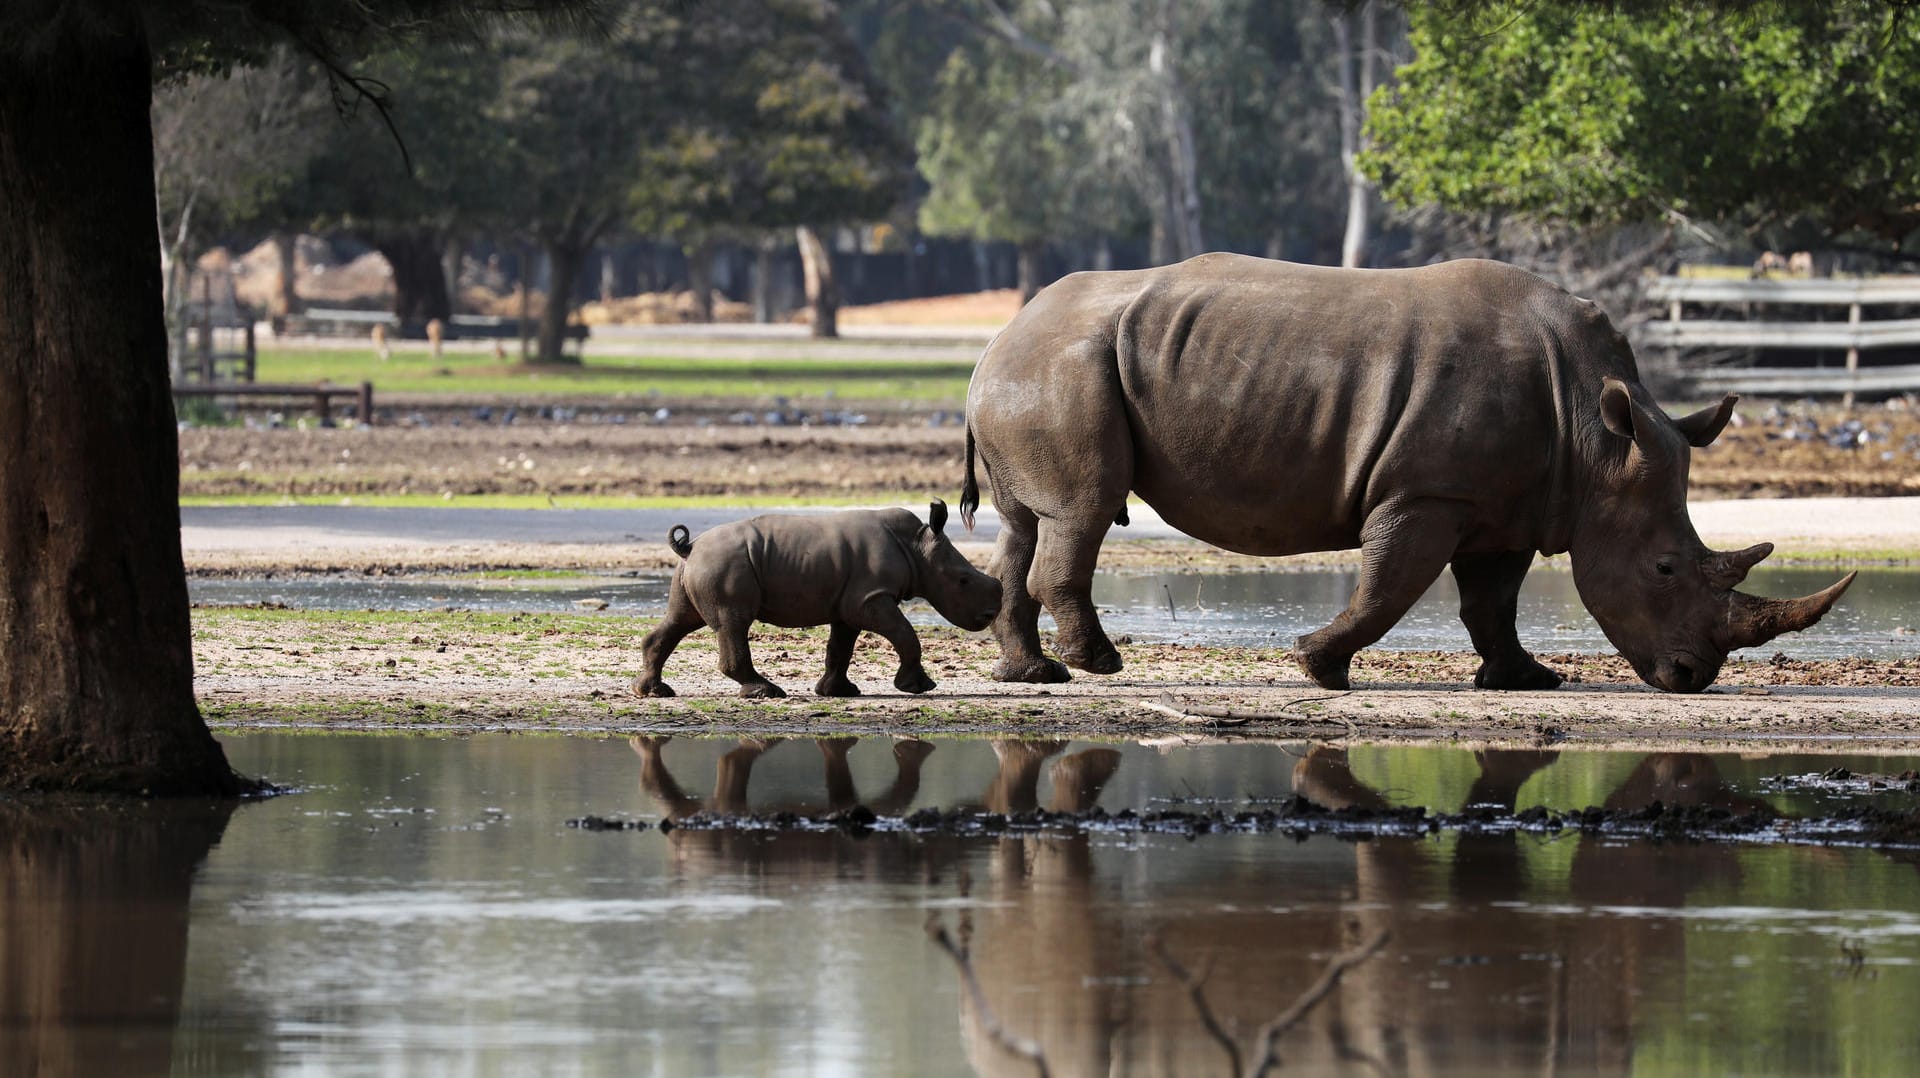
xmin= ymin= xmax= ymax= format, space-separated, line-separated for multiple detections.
xmin=535 ymin=239 xmax=585 ymax=365
xmin=685 ymin=238 xmax=715 ymax=323
xmin=441 ymin=233 xmax=466 ymax=315
xmin=375 ymin=230 xmax=451 ymax=327
xmin=0 ymin=21 xmax=244 ymax=795
xmin=1016 ymin=240 xmax=1045 ymax=306
xmin=796 ymin=225 xmax=839 ymax=338
xmin=1 ymin=798 xmax=235 ymax=1073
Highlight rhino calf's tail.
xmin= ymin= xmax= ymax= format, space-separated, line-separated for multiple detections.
xmin=668 ymin=524 xmax=692 ymax=559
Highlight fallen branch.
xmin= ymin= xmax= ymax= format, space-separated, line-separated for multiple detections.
xmin=1245 ymin=928 xmax=1391 ymax=1077
xmin=1141 ymin=691 xmax=1355 ymax=728
xmin=926 ymin=915 xmax=1050 ymax=1077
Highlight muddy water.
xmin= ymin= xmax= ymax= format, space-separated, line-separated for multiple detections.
xmin=191 ymin=565 xmax=1920 ymax=658
xmin=8 ymin=734 xmax=1920 ymax=1075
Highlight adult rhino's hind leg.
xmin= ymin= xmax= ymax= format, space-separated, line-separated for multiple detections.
xmin=985 ymin=494 xmax=1070 ymax=683
xmin=1451 ymin=551 xmax=1563 ymax=690
xmin=1033 ymin=513 xmax=1122 ymax=674
xmin=1293 ymin=501 xmax=1461 ymax=690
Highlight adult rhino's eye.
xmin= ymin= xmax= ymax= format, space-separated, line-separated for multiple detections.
xmin=1656 ymin=561 xmax=1675 ymax=576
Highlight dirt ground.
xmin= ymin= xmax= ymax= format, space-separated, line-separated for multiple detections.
xmin=179 ymin=397 xmax=1920 ymax=502
xmin=194 ymin=612 xmax=1920 ymax=752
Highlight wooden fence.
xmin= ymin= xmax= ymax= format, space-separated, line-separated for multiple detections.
xmin=1642 ymin=276 xmax=1920 ymax=401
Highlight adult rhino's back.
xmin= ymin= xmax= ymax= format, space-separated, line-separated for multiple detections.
xmin=968 ymin=255 xmax=1617 ymax=557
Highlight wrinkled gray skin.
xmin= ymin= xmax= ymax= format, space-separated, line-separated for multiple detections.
xmin=632 ymin=500 xmax=1002 ymax=699
xmin=961 ymin=254 xmax=1854 ymax=693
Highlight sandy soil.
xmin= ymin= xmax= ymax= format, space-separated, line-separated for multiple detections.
xmin=194 ymin=614 xmax=1920 ymax=752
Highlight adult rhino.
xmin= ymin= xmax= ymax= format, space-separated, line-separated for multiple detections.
xmin=958 ymin=254 xmax=1853 ymax=694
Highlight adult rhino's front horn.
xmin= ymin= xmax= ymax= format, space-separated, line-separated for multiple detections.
xmin=1721 ymin=568 xmax=1857 ymax=652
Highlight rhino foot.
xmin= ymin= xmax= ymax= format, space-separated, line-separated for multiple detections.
xmin=1292 ymin=645 xmax=1352 ymax=691
xmin=1060 ymin=645 xmax=1123 ymax=675
xmin=894 ymin=669 xmax=937 ymax=694
xmin=815 ymin=675 xmax=862 ymax=698
xmin=1473 ymin=659 xmax=1564 ymax=691
xmin=631 ymin=676 xmax=676 ymax=699
xmin=739 ymin=682 xmax=787 ymax=699
xmin=992 ymin=656 xmax=1072 ymax=684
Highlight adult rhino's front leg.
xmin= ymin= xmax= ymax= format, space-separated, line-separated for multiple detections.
xmin=1450 ymin=550 xmax=1563 ymax=690
xmin=1293 ymin=500 xmax=1463 ymax=690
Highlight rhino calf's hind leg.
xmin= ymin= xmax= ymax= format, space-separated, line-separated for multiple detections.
xmin=1451 ymin=550 xmax=1564 ymax=690
xmin=985 ymin=496 xmax=1070 ymax=683
xmin=632 ymin=575 xmax=707 ymax=698
xmin=1294 ymin=502 xmax=1460 ymax=690
xmin=814 ymin=621 xmax=863 ymax=697
xmin=1032 ymin=515 xmax=1122 ymax=674
xmin=711 ymin=611 xmax=787 ymax=698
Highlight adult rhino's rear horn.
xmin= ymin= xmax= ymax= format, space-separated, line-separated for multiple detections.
xmin=1724 ymin=572 xmax=1857 ymax=650
xmin=1704 ymin=542 xmax=1774 ymax=590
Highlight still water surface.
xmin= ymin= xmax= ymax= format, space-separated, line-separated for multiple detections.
xmin=9 ymin=734 xmax=1920 ymax=1075
xmin=191 ymin=565 xmax=1919 ymax=658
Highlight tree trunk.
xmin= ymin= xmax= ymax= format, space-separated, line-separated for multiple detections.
xmin=752 ymin=237 xmax=777 ymax=324
xmin=1016 ymin=240 xmax=1045 ymax=306
xmin=441 ymin=234 xmax=466 ymax=315
xmin=377 ymin=230 xmax=451 ymax=327
xmin=1335 ymin=1 xmax=1377 ymax=269
xmin=796 ymin=225 xmax=839 ymax=339
xmin=2 ymin=798 xmax=235 ymax=1072
xmin=271 ymin=229 xmax=302 ymax=324
xmin=1150 ymin=3 xmax=1205 ymax=261
xmin=0 ymin=22 xmax=244 ymax=795
xmin=535 ymin=239 xmax=585 ymax=365
xmin=685 ymin=239 xmax=715 ymax=323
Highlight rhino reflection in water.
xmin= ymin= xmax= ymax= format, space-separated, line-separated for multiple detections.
xmin=957 ymin=748 xmax=1787 ymax=1077
xmin=961 ymin=254 xmax=1854 ymax=693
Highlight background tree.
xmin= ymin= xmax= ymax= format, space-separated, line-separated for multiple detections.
xmin=152 ymin=47 xmax=332 ymax=330
xmin=0 ymin=1 xmax=583 ymax=797
xmin=1364 ymin=1 xmax=1920 ymax=250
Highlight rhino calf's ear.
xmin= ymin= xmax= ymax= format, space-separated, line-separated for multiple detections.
xmin=927 ymin=498 xmax=948 ymax=535
xmin=1674 ymin=394 xmax=1739 ymax=448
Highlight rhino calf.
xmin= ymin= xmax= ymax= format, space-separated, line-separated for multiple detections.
xmin=631 ymin=500 xmax=1002 ymax=699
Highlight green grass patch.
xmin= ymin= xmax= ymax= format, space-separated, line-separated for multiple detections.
xmin=255 ymin=348 xmax=973 ymax=403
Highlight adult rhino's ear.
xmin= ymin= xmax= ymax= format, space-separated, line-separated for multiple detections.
xmin=927 ymin=498 xmax=948 ymax=535
xmin=1674 ymin=394 xmax=1738 ymax=448
xmin=1599 ymin=377 xmax=1638 ymax=440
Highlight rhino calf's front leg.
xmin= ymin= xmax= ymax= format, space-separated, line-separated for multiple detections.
xmin=815 ymin=621 xmax=863 ymax=697
xmin=853 ymin=595 xmax=936 ymax=694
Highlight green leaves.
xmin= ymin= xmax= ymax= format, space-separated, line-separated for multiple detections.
xmin=1365 ymin=1 xmax=1920 ymax=241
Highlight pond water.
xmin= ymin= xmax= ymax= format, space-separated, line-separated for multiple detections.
xmin=191 ymin=564 xmax=1920 ymax=659
xmin=9 ymin=733 xmax=1920 ymax=1075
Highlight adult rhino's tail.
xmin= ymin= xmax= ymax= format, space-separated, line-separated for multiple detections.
xmin=959 ymin=425 xmax=981 ymax=532
xmin=668 ymin=524 xmax=692 ymax=559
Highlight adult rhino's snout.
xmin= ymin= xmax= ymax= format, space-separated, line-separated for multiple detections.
xmin=1721 ymin=570 xmax=1857 ymax=652
xmin=1650 ymin=654 xmax=1718 ymax=694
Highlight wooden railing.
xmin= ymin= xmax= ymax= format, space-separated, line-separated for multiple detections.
xmin=1642 ymin=275 xmax=1920 ymax=401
